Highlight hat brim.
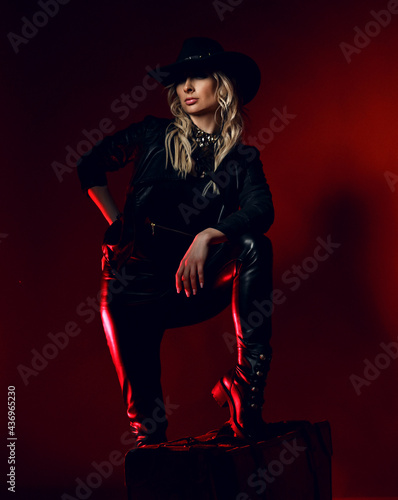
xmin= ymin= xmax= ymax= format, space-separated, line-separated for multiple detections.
xmin=148 ymin=51 xmax=261 ymax=105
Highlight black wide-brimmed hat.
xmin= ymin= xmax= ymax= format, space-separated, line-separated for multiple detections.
xmin=148 ymin=37 xmax=261 ymax=105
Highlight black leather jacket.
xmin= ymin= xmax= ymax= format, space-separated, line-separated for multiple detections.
xmin=77 ymin=115 xmax=274 ymax=269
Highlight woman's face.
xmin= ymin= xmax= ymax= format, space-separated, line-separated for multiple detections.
xmin=176 ymin=70 xmax=219 ymax=118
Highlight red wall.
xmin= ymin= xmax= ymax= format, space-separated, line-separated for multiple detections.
xmin=2 ymin=0 xmax=398 ymax=497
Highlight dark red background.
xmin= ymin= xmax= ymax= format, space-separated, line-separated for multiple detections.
xmin=2 ymin=0 xmax=398 ymax=498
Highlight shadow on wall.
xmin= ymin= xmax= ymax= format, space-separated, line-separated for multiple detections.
xmin=268 ymin=155 xmax=398 ymax=496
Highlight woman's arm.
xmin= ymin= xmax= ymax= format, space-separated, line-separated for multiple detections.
xmin=176 ymin=146 xmax=274 ymax=297
xmin=88 ymin=186 xmax=121 ymax=225
xmin=175 ymin=227 xmax=227 ymax=297
xmin=197 ymin=227 xmax=228 ymax=245
xmin=209 ymin=146 xmax=274 ymax=241
xmin=76 ymin=115 xmax=159 ymax=197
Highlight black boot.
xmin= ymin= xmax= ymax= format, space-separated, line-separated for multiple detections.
xmin=122 ymin=362 xmax=169 ymax=449
xmin=211 ymin=233 xmax=273 ymax=441
xmin=212 ymin=346 xmax=272 ymax=440
xmin=122 ymin=364 xmax=169 ymax=448
xmin=130 ymin=421 xmax=167 ymax=448
xmin=100 ymin=261 xmax=169 ymax=448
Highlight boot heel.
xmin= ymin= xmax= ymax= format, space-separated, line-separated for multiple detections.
xmin=211 ymin=379 xmax=228 ymax=408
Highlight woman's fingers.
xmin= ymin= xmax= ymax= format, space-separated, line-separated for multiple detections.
xmin=183 ymin=261 xmax=205 ymax=297
xmin=197 ymin=263 xmax=204 ymax=289
xmin=175 ymin=264 xmax=184 ymax=294
xmin=188 ymin=267 xmax=197 ymax=296
xmin=175 ymin=235 xmax=209 ymax=296
xmin=182 ymin=260 xmax=194 ymax=297
xmin=175 ymin=260 xmax=194 ymax=296
xmin=176 ymin=260 xmax=201 ymax=297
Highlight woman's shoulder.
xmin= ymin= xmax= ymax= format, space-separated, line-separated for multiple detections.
xmin=232 ymin=142 xmax=262 ymax=164
xmin=130 ymin=115 xmax=173 ymax=143
xmin=141 ymin=114 xmax=173 ymax=132
xmin=142 ymin=114 xmax=173 ymax=124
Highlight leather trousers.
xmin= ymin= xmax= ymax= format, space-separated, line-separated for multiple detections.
xmin=100 ymin=230 xmax=273 ymax=444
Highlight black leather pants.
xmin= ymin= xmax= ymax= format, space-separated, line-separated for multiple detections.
xmin=100 ymin=231 xmax=273 ymax=443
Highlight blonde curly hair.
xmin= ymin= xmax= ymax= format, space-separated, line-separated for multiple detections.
xmin=164 ymin=70 xmax=246 ymax=195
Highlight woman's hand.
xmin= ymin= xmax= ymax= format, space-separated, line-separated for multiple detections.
xmin=102 ymin=217 xmax=123 ymax=265
xmin=175 ymin=228 xmax=227 ymax=297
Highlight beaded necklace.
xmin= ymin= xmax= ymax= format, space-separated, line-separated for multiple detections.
xmin=190 ymin=122 xmax=222 ymax=177
xmin=191 ymin=122 xmax=221 ymax=148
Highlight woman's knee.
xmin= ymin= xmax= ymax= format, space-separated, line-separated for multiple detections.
xmin=236 ymin=231 xmax=273 ymax=264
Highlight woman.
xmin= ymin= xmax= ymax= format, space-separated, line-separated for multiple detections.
xmin=77 ymin=37 xmax=274 ymax=447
